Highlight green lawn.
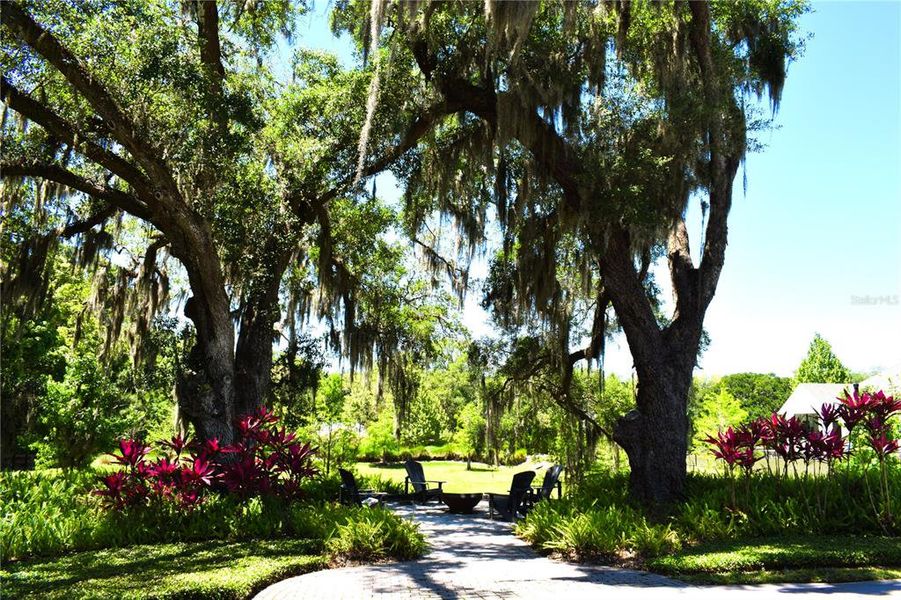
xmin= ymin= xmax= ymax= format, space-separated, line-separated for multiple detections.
xmin=648 ymin=535 xmax=901 ymax=585
xmin=355 ymin=460 xmax=550 ymax=494
xmin=1 ymin=539 xmax=327 ymax=599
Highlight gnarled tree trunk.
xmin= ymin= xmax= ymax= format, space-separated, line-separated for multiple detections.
xmin=176 ymin=295 xmax=237 ymax=445
xmin=613 ymin=356 xmax=694 ymax=506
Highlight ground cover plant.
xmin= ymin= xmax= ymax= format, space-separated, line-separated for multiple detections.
xmin=516 ymin=470 xmax=901 ymax=582
xmin=516 ymin=389 xmax=901 ymax=583
xmin=1 ymin=467 xmax=424 ymax=598
xmin=1 ymin=407 xmax=425 ymax=599
xmin=1 ymin=466 xmax=415 ymax=563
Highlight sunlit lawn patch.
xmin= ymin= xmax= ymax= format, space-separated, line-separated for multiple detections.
xmin=648 ymin=535 xmax=901 ymax=584
xmin=355 ymin=460 xmax=550 ymax=494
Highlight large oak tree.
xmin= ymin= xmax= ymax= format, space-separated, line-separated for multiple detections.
xmin=1 ymin=0 xmax=440 ymax=447
xmin=337 ymin=0 xmax=807 ymax=504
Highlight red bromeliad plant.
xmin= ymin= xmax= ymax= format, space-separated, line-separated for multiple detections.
xmin=94 ymin=407 xmax=317 ymax=511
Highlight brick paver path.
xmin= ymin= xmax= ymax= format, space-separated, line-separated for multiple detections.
xmin=254 ymin=500 xmax=901 ymax=599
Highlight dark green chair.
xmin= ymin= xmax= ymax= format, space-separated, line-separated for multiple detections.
xmin=403 ymin=459 xmax=445 ymax=502
xmin=522 ymin=465 xmax=563 ymax=514
xmin=338 ymin=468 xmax=385 ymax=506
xmin=488 ymin=470 xmax=535 ymax=521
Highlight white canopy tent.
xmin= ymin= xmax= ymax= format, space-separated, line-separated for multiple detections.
xmin=777 ymin=383 xmax=850 ymax=430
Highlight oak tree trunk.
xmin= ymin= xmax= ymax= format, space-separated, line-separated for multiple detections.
xmin=176 ymin=294 xmax=237 ymax=445
xmin=613 ymin=357 xmax=693 ymax=506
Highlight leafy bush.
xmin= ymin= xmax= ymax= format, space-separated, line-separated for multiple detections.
xmin=326 ymin=506 xmax=426 ymax=562
xmin=627 ymin=523 xmax=682 ymax=557
xmin=540 ymin=509 xmax=631 ymax=560
xmin=357 ymin=411 xmax=400 ymax=462
xmin=34 ymin=353 xmax=132 ymax=469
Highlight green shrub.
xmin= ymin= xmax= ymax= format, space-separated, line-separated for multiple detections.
xmin=357 ymin=412 xmax=400 ymax=462
xmin=515 ymin=467 xmax=901 ymax=563
xmin=325 ymin=506 xmax=426 ymax=562
xmin=501 ymin=448 xmax=527 ymax=465
xmin=541 ymin=509 xmax=630 ymax=560
xmin=515 ymin=499 xmax=574 ymax=548
xmin=627 ymin=523 xmax=682 ymax=557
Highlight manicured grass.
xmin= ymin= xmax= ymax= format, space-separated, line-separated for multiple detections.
xmin=355 ymin=460 xmax=549 ymax=494
xmin=648 ymin=535 xmax=901 ymax=584
xmin=0 ymin=539 xmax=328 ymax=599
xmin=675 ymin=567 xmax=901 ymax=585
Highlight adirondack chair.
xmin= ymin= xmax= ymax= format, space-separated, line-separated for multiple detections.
xmin=338 ymin=468 xmax=385 ymax=507
xmin=521 ymin=465 xmax=563 ymax=514
xmin=403 ymin=459 xmax=445 ymax=502
xmin=487 ymin=470 xmax=536 ymax=521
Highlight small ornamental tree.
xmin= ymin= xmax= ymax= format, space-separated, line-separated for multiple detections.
xmin=454 ymin=403 xmax=486 ymax=471
xmin=794 ymin=334 xmax=852 ymax=384
xmin=692 ymin=385 xmax=748 ymax=452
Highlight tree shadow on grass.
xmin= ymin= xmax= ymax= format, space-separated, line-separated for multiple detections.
xmin=3 ymin=538 xmax=324 ymax=597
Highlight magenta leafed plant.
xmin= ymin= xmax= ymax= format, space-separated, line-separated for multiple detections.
xmin=704 ymin=425 xmax=760 ymax=475
xmin=705 ymin=389 xmax=898 ymax=470
xmin=94 ymin=407 xmax=317 ymax=511
xmin=704 ymin=388 xmax=898 ymax=531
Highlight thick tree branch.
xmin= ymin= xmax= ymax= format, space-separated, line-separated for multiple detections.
xmin=698 ymin=150 xmax=740 ymax=309
xmin=687 ymin=2 xmax=744 ymax=312
xmin=406 ymin=36 xmax=585 ymax=209
xmin=412 ymin=236 xmax=467 ymax=294
xmin=313 ymin=99 xmax=458 ymax=211
xmin=196 ymin=0 xmax=225 ymax=105
xmin=1 ymin=2 xmax=181 ymax=202
xmin=3 ymin=4 xmax=236 ymax=340
xmin=667 ymin=215 xmax=697 ymax=318
xmin=58 ymin=204 xmax=117 ymax=238
xmin=437 ymin=77 xmax=585 ymax=213
xmin=597 ymin=228 xmax=664 ymax=370
xmin=2 ymin=161 xmax=150 ymax=221
xmin=363 ymin=99 xmax=462 ymax=177
xmin=568 ymin=287 xmax=610 ymax=366
xmin=1 ymin=77 xmax=151 ymax=194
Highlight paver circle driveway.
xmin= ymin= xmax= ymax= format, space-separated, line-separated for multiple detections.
xmin=254 ymin=501 xmax=901 ymax=599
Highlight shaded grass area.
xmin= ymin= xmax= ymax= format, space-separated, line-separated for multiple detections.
xmin=0 ymin=539 xmax=327 ymax=599
xmin=648 ymin=535 xmax=901 ymax=584
xmin=355 ymin=460 xmax=547 ymax=494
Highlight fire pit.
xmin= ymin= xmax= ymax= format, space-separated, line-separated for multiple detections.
xmin=440 ymin=492 xmax=483 ymax=514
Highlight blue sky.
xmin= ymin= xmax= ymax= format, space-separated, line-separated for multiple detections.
xmin=290 ymin=1 xmax=900 ymax=379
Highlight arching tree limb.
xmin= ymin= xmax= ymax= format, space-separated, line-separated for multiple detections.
xmin=1 ymin=77 xmax=152 ymax=195
xmin=2 ymin=161 xmax=150 ymax=221
xmin=1 ymin=1 xmax=182 ymax=204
